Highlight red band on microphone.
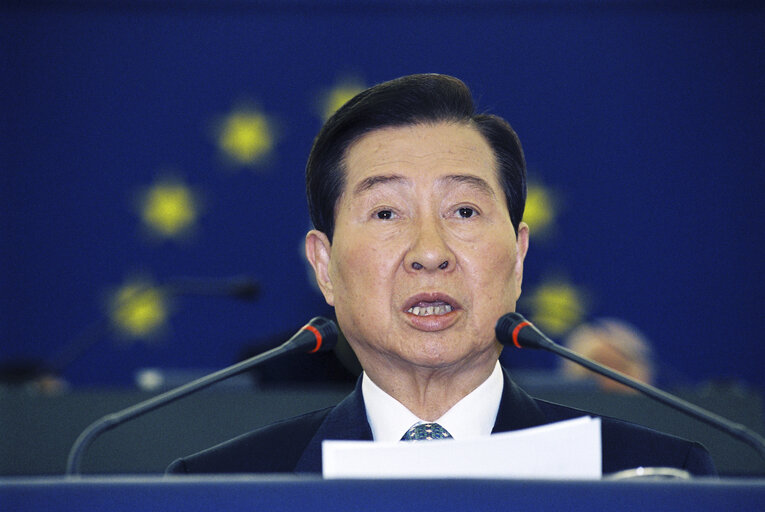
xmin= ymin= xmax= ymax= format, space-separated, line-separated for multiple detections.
xmin=512 ymin=321 xmax=530 ymax=349
xmin=304 ymin=325 xmax=322 ymax=353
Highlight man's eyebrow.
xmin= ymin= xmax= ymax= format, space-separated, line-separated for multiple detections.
xmin=351 ymin=173 xmax=495 ymax=197
xmin=440 ymin=174 xmax=496 ymax=198
xmin=352 ymin=174 xmax=409 ymax=196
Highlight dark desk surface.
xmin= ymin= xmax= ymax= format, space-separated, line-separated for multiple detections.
xmin=3 ymin=383 xmax=763 ymax=476
xmin=2 ymin=475 xmax=764 ymax=512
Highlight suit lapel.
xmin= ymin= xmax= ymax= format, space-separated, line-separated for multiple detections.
xmin=294 ymin=367 xmax=546 ymax=472
xmin=492 ymin=367 xmax=548 ymax=433
xmin=294 ymin=377 xmax=372 ymax=473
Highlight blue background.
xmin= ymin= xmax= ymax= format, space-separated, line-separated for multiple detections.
xmin=2 ymin=1 xmax=763 ymax=390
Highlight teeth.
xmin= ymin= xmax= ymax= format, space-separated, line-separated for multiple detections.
xmin=407 ymin=304 xmax=453 ymax=316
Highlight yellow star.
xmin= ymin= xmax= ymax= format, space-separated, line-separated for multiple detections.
xmin=139 ymin=177 xmax=199 ymax=239
xmin=217 ymin=108 xmax=274 ymax=165
xmin=524 ymin=278 xmax=588 ymax=336
xmin=109 ymin=279 xmax=168 ymax=338
xmin=523 ymin=182 xmax=557 ymax=238
xmin=318 ymin=80 xmax=366 ymax=120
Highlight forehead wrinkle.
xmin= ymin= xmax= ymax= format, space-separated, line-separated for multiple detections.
xmin=438 ymin=174 xmax=497 ymax=199
xmin=352 ymin=174 xmax=410 ymax=197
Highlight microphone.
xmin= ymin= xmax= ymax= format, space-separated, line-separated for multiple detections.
xmin=496 ymin=312 xmax=765 ymax=463
xmin=162 ymin=275 xmax=260 ymax=301
xmin=46 ymin=275 xmax=261 ymax=377
xmin=65 ymin=316 xmax=338 ymax=475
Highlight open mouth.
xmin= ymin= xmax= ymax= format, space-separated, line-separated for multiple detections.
xmin=407 ymin=302 xmax=453 ymax=316
xmin=404 ymin=293 xmax=459 ymax=317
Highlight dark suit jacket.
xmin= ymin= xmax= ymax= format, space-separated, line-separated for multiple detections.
xmin=168 ymin=368 xmax=716 ymax=476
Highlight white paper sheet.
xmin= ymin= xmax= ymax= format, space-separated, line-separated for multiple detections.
xmin=322 ymin=416 xmax=601 ymax=479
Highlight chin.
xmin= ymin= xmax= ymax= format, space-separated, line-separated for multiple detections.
xmin=403 ymin=343 xmax=474 ymax=370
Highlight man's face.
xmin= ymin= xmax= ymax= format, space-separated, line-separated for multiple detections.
xmin=306 ymin=122 xmax=529 ymax=377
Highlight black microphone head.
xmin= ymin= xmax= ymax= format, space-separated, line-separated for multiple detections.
xmin=226 ymin=277 xmax=260 ymax=301
xmin=302 ymin=316 xmax=339 ymax=353
xmin=162 ymin=276 xmax=260 ymax=301
xmin=495 ymin=312 xmax=550 ymax=350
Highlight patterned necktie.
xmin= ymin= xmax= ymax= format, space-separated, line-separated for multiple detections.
xmin=401 ymin=422 xmax=453 ymax=441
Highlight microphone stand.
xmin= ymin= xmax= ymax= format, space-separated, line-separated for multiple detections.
xmin=66 ymin=317 xmax=336 ymax=475
xmin=496 ymin=313 xmax=765 ymax=464
xmin=48 ymin=276 xmax=261 ymax=376
xmin=540 ymin=340 xmax=765 ymax=462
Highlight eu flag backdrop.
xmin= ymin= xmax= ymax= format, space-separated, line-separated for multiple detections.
xmin=2 ymin=1 xmax=763 ymax=390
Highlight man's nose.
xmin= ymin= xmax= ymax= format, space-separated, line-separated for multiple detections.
xmin=404 ymin=217 xmax=455 ymax=272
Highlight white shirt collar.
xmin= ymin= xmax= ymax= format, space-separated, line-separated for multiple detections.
xmin=361 ymin=361 xmax=504 ymax=442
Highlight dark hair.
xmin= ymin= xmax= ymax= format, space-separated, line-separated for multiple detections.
xmin=306 ymin=74 xmax=526 ymax=241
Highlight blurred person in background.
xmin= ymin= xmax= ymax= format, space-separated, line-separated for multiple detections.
xmin=562 ymin=318 xmax=655 ymax=393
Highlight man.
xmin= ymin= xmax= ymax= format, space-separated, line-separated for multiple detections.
xmin=562 ymin=318 xmax=655 ymax=393
xmin=168 ymin=74 xmax=715 ymax=476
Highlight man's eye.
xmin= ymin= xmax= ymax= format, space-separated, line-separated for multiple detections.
xmin=376 ymin=210 xmax=394 ymax=220
xmin=458 ymin=207 xmax=476 ymax=218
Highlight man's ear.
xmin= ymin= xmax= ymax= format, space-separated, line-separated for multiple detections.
xmin=514 ymin=222 xmax=530 ymax=300
xmin=305 ymin=229 xmax=335 ymax=306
